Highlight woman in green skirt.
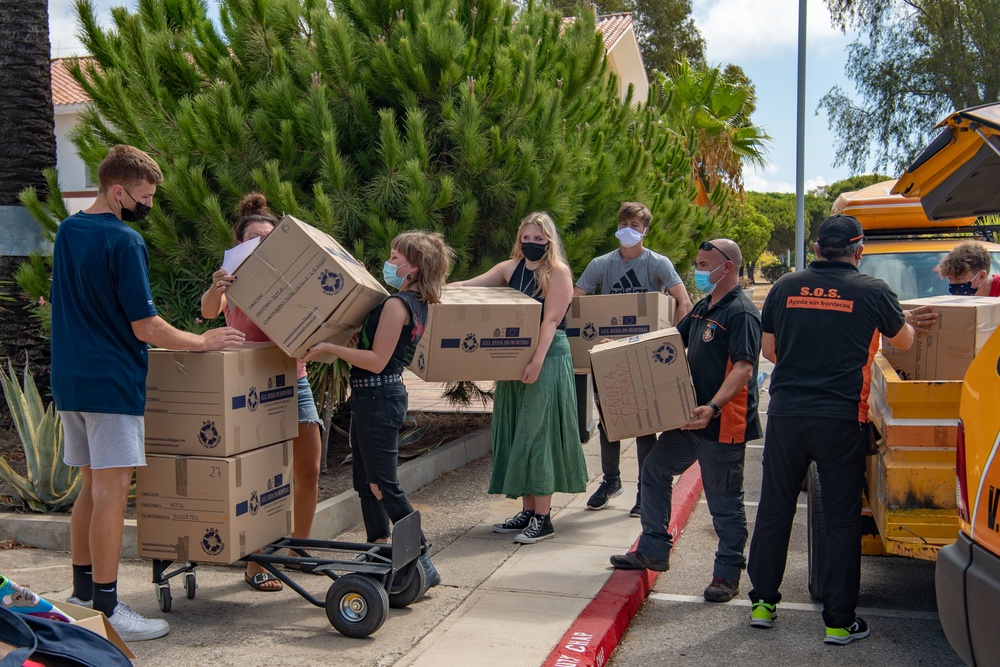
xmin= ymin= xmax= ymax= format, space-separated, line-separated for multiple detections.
xmin=453 ymin=212 xmax=587 ymax=543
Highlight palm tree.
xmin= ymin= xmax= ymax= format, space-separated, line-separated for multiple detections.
xmin=0 ymin=0 xmax=57 ymax=420
xmin=651 ymin=58 xmax=770 ymax=196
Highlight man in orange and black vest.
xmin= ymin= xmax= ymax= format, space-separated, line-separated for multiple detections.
xmin=610 ymin=237 xmax=761 ymax=605
xmin=746 ymin=214 xmax=935 ymax=644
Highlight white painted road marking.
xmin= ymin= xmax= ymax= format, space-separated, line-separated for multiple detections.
xmin=649 ymin=593 xmax=941 ymax=620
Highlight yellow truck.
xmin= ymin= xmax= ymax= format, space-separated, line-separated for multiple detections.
xmin=889 ymin=101 xmax=1000 ymax=665
xmin=803 ymin=177 xmax=1000 ymax=600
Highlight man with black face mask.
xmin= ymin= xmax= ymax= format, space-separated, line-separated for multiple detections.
xmin=937 ymin=241 xmax=1000 ymax=296
xmin=50 ymin=145 xmax=246 ymax=643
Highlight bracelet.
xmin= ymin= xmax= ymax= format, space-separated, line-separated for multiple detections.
xmin=707 ymin=401 xmax=722 ymax=419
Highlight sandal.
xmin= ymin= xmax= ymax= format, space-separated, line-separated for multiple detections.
xmin=244 ymin=571 xmax=283 ymax=592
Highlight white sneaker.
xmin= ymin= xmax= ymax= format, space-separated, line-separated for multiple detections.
xmin=65 ymin=596 xmax=93 ymax=608
xmin=107 ymin=601 xmax=170 ymax=641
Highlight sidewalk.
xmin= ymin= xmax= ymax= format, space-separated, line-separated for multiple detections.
xmin=0 ymin=383 xmax=702 ymax=666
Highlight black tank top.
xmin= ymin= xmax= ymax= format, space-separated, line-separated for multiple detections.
xmin=350 ymin=290 xmax=429 ymax=379
xmin=508 ymin=259 xmax=567 ymax=331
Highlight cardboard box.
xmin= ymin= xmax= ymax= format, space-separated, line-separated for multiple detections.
xmin=565 ymin=292 xmax=676 ymax=369
xmin=226 ymin=215 xmax=388 ymax=358
xmin=589 ymin=328 xmax=697 ymax=441
xmin=882 ymin=295 xmax=1000 ymax=380
xmin=145 ymin=343 xmax=298 ymax=456
xmin=60 ymin=601 xmax=136 ymax=658
xmin=408 ymin=286 xmax=542 ymax=381
xmin=136 ymin=442 xmax=294 ymax=565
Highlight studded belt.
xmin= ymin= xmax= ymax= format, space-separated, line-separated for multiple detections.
xmin=350 ymin=374 xmax=403 ymax=389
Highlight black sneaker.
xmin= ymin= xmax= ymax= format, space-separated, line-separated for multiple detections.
xmin=824 ymin=616 xmax=870 ymax=645
xmin=609 ymin=551 xmax=669 ymax=572
xmin=703 ymin=577 xmax=739 ymax=602
xmin=493 ymin=509 xmax=535 ymax=534
xmin=514 ymin=514 xmax=555 ymax=544
xmin=586 ymin=477 xmax=623 ymax=510
xmin=629 ymin=504 xmax=641 ymax=518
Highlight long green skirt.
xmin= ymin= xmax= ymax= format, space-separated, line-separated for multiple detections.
xmin=489 ymin=331 xmax=588 ymax=498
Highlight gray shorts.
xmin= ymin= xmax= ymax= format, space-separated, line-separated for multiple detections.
xmin=60 ymin=411 xmax=145 ymax=469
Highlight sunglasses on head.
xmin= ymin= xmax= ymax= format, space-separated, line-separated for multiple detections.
xmin=699 ymin=241 xmax=731 ymax=262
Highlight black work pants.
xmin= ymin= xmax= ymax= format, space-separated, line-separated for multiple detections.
xmin=747 ymin=415 xmax=867 ymax=628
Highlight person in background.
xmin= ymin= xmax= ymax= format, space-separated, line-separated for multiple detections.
xmin=304 ymin=231 xmax=454 ymax=595
xmin=454 ymin=212 xmax=588 ymax=543
xmin=746 ymin=215 xmax=936 ymax=645
xmin=200 ymin=193 xmax=323 ymax=592
xmin=937 ymin=241 xmax=1000 ymax=296
xmin=575 ymin=202 xmax=693 ymax=516
xmin=610 ymin=239 xmax=759 ymax=606
xmin=53 ymin=145 xmax=246 ymax=641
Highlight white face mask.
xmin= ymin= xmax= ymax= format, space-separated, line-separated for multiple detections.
xmin=615 ymin=227 xmax=645 ymax=248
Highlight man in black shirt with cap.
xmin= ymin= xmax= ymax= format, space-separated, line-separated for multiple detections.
xmin=746 ymin=215 xmax=936 ymax=645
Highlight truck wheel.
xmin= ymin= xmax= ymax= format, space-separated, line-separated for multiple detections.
xmin=807 ymin=462 xmax=827 ymax=602
xmin=389 ymin=560 xmax=427 ymax=609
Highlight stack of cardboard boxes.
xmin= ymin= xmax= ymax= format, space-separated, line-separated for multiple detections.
xmin=136 ymin=344 xmax=298 ymax=565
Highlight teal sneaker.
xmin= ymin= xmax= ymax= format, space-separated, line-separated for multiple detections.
xmin=750 ymin=599 xmax=777 ymax=629
xmin=824 ymin=616 xmax=870 ymax=645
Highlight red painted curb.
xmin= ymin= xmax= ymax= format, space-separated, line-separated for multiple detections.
xmin=541 ymin=463 xmax=704 ymax=667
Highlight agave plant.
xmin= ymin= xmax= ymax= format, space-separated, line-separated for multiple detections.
xmin=0 ymin=361 xmax=80 ymax=512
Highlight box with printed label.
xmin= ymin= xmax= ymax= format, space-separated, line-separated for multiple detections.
xmin=225 ymin=215 xmax=388 ymax=358
xmin=881 ymin=295 xmax=1000 ymax=380
xmin=145 ymin=343 xmax=297 ymax=456
xmin=565 ymin=292 xmax=676 ymax=370
xmin=408 ymin=286 xmax=542 ymax=381
xmin=589 ymin=328 xmax=697 ymax=441
xmin=136 ymin=442 xmax=294 ymax=565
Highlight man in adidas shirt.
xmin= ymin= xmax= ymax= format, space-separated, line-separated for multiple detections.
xmin=575 ymin=202 xmax=693 ymax=516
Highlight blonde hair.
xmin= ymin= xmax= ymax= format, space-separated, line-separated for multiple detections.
xmin=513 ymin=211 xmax=567 ymax=298
xmin=97 ymin=144 xmax=163 ymax=193
xmin=938 ymin=241 xmax=991 ymax=278
xmin=618 ymin=202 xmax=652 ymax=229
xmin=392 ymin=231 xmax=454 ymax=304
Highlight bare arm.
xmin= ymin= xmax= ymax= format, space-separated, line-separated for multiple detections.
xmin=131 ymin=315 xmax=246 ymax=351
xmin=761 ymin=332 xmax=776 ymax=363
xmin=682 ymin=359 xmax=755 ymax=430
xmin=668 ymin=283 xmax=693 ymax=322
xmin=573 ymin=285 xmax=589 ymax=297
xmin=302 ymin=297 xmax=409 ymax=373
xmin=200 ymin=268 xmax=233 ymax=319
xmin=451 ymin=260 xmax=514 ymax=287
xmin=522 ymin=263 xmax=573 ymax=384
xmin=885 ymin=322 xmax=915 ymax=350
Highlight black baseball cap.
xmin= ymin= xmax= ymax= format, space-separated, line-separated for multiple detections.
xmin=817 ymin=215 xmax=865 ymax=248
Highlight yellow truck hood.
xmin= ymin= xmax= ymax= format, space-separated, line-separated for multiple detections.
xmin=891 ymin=102 xmax=1000 ymax=220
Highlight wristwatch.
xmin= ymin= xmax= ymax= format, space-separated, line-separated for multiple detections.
xmin=706 ymin=401 xmax=722 ymax=419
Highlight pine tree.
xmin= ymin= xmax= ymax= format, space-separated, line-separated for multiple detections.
xmin=20 ymin=0 xmax=720 ymax=332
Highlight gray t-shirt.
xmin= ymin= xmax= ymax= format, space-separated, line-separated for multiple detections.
xmin=577 ymin=247 xmax=683 ymax=294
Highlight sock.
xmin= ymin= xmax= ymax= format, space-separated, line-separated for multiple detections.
xmin=71 ymin=564 xmax=93 ymax=601
xmin=92 ymin=580 xmax=118 ymax=618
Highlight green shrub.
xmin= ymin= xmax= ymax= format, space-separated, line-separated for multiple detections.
xmin=0 ymin=361 xmax=79 ymax=512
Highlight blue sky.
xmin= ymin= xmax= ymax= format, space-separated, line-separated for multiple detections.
xmin=48 ymin=0 xmax=862 ymax=194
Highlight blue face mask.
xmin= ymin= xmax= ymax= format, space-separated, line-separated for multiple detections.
xmin=948 ymin=280 xmax=978 ymax=296
xmin=694 ymin=264 xmax=723 ymax=294
xmin=383 ymin=261 xmax=408 ymax=289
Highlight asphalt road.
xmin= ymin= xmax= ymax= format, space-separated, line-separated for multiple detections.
xmin=609 ymin=366 xmax=965 ymax=667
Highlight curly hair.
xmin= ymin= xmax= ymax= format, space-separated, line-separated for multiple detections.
xmin=392 ymin=231 xmax=455 ymax=304
xmin=512 ymin=212 xmax=568 ymax=298
xmin=234 ymin=193 xmax=279 ymax=242
xmin=937 ymin=241 xmax=991 ymax=279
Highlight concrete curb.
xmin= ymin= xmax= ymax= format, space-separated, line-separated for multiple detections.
xmin=0 ymin=426 xmax=492 ymax=557
xmin=541 ymin=462 xmax=704 ymax=667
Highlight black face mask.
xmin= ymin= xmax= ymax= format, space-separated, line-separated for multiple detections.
xmin=949 ymin=281 xmax=978 ymax=296
xmin=521 ymin=242 xmax=548 ymax=262
xmin=120 ymin=189 xmax=151 ymax=223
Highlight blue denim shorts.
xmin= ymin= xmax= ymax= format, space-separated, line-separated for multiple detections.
xmin=297 ymin=376 xmax=322 ymax=424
